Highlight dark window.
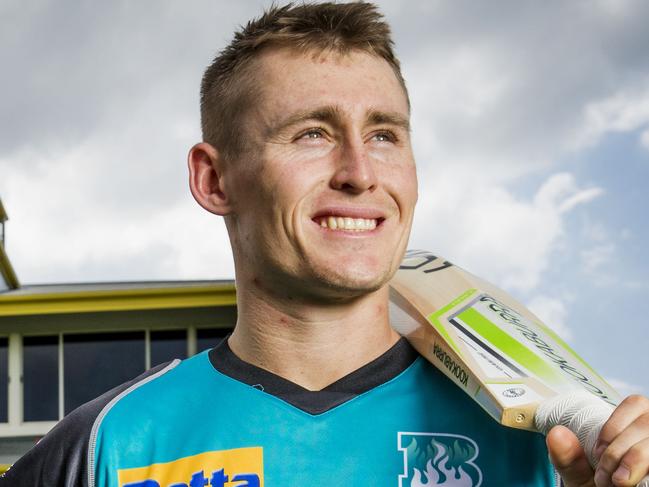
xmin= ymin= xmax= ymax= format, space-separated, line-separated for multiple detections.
xmin=23 ymin=336 xmax=59 ymax=421
xmin=150 ymin=330 xmax=187 ymax=367
xmin=0 ymin=337 xmax=7 ymax=422
xmin=196 ymin=328 xmax=230 ymax=353
xmin=64 ymin=332 xmax=145 ymax=415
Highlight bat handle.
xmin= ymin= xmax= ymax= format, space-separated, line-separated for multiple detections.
xmin=535 ymin=391 xmax=649 ymax=487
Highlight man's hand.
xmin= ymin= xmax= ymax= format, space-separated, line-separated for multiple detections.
xmin=547 ymin=395 xmax=649 ymax=487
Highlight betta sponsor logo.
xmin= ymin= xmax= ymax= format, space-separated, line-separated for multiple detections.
xmin=118 ymin=447 xmax=263 ymax=487
xmin=398 ymin=432 xmax=482 ymax=486
xmin=123 ymin=469 xmax=259 ymax=487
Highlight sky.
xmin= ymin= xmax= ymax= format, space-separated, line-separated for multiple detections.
xmin=1 ymin=0 xmax=648 ymax=396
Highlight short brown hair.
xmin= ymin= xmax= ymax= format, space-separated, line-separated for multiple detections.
xmin=200 ymin=1 xmax=407 ymax=161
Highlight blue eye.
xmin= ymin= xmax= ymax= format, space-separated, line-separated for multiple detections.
xmin=373 ymin=131 xmax=395 ymax=143
xmin=299 ymin=128 xmax=326 ymax=140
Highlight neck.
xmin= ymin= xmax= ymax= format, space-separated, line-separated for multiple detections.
xmin=228 ymin=282 xmax=400 ymax=391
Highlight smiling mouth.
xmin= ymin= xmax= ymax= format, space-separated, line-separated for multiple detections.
xmin=314 ymin=216 xmax=382 ymax=232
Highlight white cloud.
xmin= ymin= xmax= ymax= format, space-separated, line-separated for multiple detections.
xmin=409 ymin=45 xmax=511 ymax=124
xmin=582 ymin=220 xmax=611 ymax=242
xmin=1 ymin=113 xmax=235 ymax=283
xmin=526 ymin=295 xmax=571 ymax=341
xmin=5 ymin=182 xmax=235 ymax=284
xmin=573 ymin=81 xmax=649 ymax=150
xmin=640 ymin=128 xmax=649 ymax=151
xmin=592 ymin=0 xmax=638 ymax=18
xmin=580 ymin=243 xmax=616 ymax=275
xmin=410 ymin=171 xmax=603 ymax=293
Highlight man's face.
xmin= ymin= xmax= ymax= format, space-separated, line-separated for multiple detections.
xmin=225 ymin=48 xmax=418 ymax=301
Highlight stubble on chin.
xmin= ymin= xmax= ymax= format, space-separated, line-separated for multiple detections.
xmin=299 ymin=258 xmax=395 ymax=302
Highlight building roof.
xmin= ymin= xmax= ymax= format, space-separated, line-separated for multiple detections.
xmin=4 ymin=280 xmax=232 ymax=295
xmin=0 ymin=279 xmax=236 ymax=317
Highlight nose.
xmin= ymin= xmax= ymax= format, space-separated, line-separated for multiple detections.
xmin=330 ymin=139 xmax=378 ymax=194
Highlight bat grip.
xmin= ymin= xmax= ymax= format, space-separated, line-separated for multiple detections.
xmin=535 ymin=391 xmax=649 ymax=487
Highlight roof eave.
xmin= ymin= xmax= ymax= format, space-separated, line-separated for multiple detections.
xmin=0 ymin=282 xmax=236 ymax=316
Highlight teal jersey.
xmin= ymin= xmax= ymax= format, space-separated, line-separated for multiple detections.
xmin=1 ymin=338 xmax=558 ymax=486
xmin=92 ymin=341 xmax=556 ymax=486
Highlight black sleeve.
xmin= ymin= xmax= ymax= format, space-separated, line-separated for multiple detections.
xmin=0 ymin=362 xmax=171 ymax=487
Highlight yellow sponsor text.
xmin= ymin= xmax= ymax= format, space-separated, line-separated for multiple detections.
xmin=117 ymin=447 xmax=263 ymax=487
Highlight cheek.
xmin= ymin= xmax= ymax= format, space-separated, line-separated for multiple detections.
xmin=385 ymin=162 xmax=418 ymax=205
xmin=262 ymin=153 xmax=330 ymax=204
xmin=236 ymin=166 xmax=315 ymax=232
xmin=408 ymin=167 xmax=419 ymax=204
xmin=233 ymin=158 xmax=284 ymax=205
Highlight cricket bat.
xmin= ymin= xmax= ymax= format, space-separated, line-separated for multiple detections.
xmin=389 ymin=249 xmax=648 ymax=486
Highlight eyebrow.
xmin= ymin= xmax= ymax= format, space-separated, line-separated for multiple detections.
xmin=267 ymin=105 xmax=411 ymax=137
xmin=366 ymin=109 xmax=411 ymax=133
xmin=267 ymin=106 xmax=343 ymax=137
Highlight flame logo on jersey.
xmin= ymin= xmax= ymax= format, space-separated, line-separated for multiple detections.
xmin=118 ymin=447 xmax=263 ymax=487
xmin=398 ymin=433 xmax=482 ymax=487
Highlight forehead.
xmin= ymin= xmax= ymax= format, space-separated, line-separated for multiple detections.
xmin=249 ymin=47 xmax=410 ymax=120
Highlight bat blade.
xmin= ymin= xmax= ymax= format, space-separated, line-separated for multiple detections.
xmin=389 ymin=249 xmax=620 ymax=432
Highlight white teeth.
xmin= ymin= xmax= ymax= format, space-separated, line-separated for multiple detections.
xmin=318 ymin=216 xmax=378 ymax=231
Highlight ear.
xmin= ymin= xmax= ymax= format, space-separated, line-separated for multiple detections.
xmin=187 ymin=142 xmax=232 ymax=216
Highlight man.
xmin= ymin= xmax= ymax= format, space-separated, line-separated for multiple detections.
xmin=3 ymin=2 xmax=648 ymax=486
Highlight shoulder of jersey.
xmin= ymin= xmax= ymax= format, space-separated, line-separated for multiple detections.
xmin=0 ymin=357 xmax=187 ymax=486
